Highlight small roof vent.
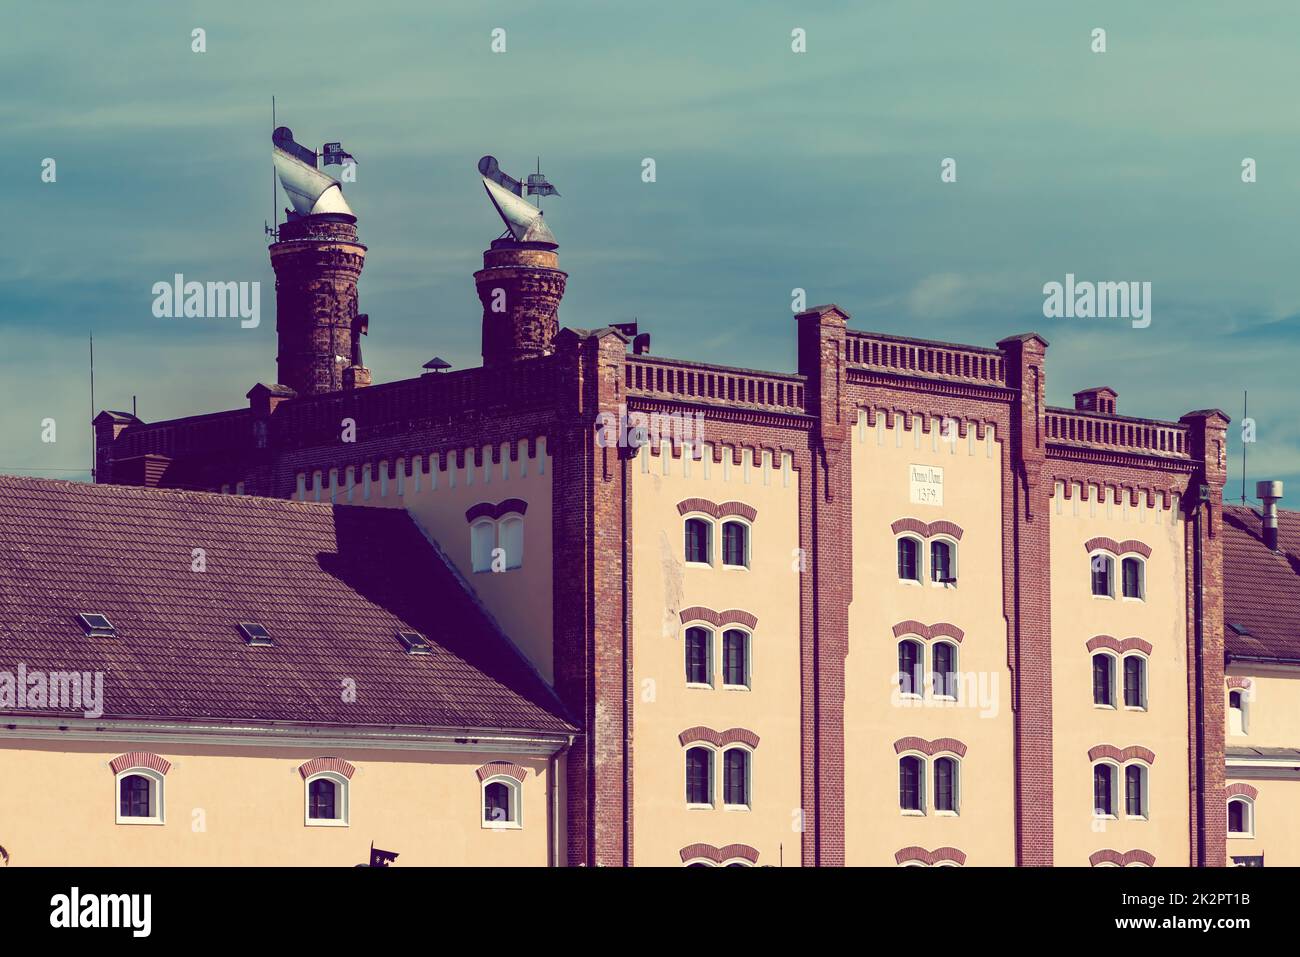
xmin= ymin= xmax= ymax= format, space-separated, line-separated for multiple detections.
xmin=238 ymin=622 xmax=274 ymax=646
xmin=77 ymin=613 xmax=115 ymax=637
xmin=397 ymin=630 xmax=431 ymax=655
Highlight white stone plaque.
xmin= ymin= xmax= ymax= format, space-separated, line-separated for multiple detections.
xmin=909 ymin=464 xmax=944 ymax=507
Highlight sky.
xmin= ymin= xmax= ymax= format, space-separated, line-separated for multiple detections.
xmin=2 ymin=0 xmax=1297 ymax=502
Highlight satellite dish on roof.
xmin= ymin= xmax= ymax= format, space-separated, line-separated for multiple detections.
xmin=477 ymin=155 xmax=558 ymax=244
xmin=273 ymin=126 xmax=353 ymax=217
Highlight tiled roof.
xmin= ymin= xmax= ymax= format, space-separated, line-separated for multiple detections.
xmin=0 ymin=475 xmax=574 ymax=733
xmin=1223 ymin=503 xmax=1300 ymax=662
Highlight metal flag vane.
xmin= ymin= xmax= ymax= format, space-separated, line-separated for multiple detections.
xmin=266 ymin=99 xmax=359 ymax=240
xmin=477 ymin=155 xmax=560 ymax=244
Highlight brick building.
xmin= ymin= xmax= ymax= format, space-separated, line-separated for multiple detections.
xmin=7 ymin=143 xmax=1293 ymax=866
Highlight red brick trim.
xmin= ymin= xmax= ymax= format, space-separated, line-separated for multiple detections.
xmin=894 ymin=846 xmax=967 ymax=866
xmin=298 ymin=757 xmax=357 ymax=780
xmin=1083 ymin=536 xmax=1152 ymax=558
xmin=1088 ymin=745 xmax=1156 ymax=765
xmin=109 ymin=752 xmax=171 ymax=775
xmin=676 ymin=498 xmax=758 ymax=522
xmin=893 ymin=737 xmax=968 ymax=758
xmin=1225 ymin=783 xmax=1258 ymax=800
xmin=679 ymin=727 xmax=761 ymax=749
xmin=891 ymin=620 xmax=965 ymax=643
xmin=1089 ymin=849 xmax=1156 ymax=867
xmin=475 ymin=761 xmax=529 ymax=783
xmin=1226 ymin=676 xmax=1253 ymax=691
xmin=1085 ymin=635 xmax=1154 ymax=656
xmin=889 ymin=518 xmax=964 ymax=540
xmin=679 ymin=607 xmax=759 ymax=630
xmin=679 ymin=843 xmax=761 ymax=865
xmin=464 ymin=498 xmax=528 ymax=522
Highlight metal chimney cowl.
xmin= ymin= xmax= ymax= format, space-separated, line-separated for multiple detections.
xmin=1256 ymin=480 xmax=1284 ymax=551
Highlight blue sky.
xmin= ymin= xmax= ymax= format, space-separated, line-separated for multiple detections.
xmin=2 ymin=0 xmax=1297 ymax=502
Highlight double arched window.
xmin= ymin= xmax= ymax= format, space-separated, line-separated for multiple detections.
xmin=1092 ymin=760 xmax=1149 ymax=820
xmin=683 ymin=515 xmax=751 ymax=568
xmin=898 ymin=752 xmax=961 ymax=816
xmin=897 ymin=638 xmax=961 ymax=701
xmin=683 ymin=624 xmax=753 ymax=690
xmin=685 ymin=745 xmax=753 ymax=809
xmin=1091 ymin=651 xmax=1147 ymax=710
xmin=897 ymin=535 xmax=958 ymax=586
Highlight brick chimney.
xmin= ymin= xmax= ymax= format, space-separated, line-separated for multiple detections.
xmin=1074 ymin=386 xmax=1117 ymax=414
xmin=476 ymin=239 xmax=567 ymax=366
xmin=269 ymin=213 xmax=367 ymax=396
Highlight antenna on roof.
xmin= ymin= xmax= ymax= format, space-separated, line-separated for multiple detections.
xmin=265 ymin=96 xmax=279 ymax=242
xmin=89 ymin=333 xmax=95 ymax=483
xmin=1242 ymin=390 xmax=1248 ymax=505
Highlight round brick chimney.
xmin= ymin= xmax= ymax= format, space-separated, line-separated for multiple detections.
xmin=475 ymin=239 xmax=567 ymax=366
xmin=269 ymin=213 xmax=367 ymax=396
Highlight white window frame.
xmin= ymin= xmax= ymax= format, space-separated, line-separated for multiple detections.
xmin=304 ymin=771 xmax=350 ymax=827
xmin=928 ymin=536 xmax=959 ymax=588
xmin=481 ymin=774 xmax=523 ymax=830
xmin=498 ymin=512 xmax=524 ymax=570
xmin=1228 ymin=689 xmax=1250 ymax=736
xmin=930 ymin=640 xmax=960 ymax=701
xmin=1092 ymin=760 xmax=1119 ymax=820
xmin=683 ymin=515 xmax=715 ymax=567
xmin=1227 ymin=796 xmax=1255 ymax=838
xmin=896 ymin=534 xmax=924 ymax=585
xmin=1122 ymin=762 xmax=1150 ymax=821
xmin=897 ymin=637 xmax=925 ymax=700
xmin=899 ymin=752 xmax=928 ymax=816
xmin=1090 ymin=551 xmax=1116 ymax=599
xmin=721 ymin=745 xmax=753 ymax=812
xmin=114 ymin=767 xmax=165 ymax=826
xmin=933 ymin=753 xmax=961 ymax=816
xmin=685 ymin=745 xmax=716 ymax=810
xmin=721 ymin=627 xmax=752 ymax=690
xmin=1092 ymin=651 xmax=1117 ymax=709
xmin=683 ymin=624 xmax=715 ymax=689
xmin=1121 ymin=555 xmax=1146 ymax=602
xmin=720 ymin=518 xmax=752 ymax=570
xmin=470 ymin=518 xmax=496 ymax=573
xmin=1122 ymin=653 xmax=1149 ymax=711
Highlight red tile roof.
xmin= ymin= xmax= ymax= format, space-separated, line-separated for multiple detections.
xmin=0 ymin=475 xmax=574 ymax=733
xmin=1223 ymin=504 xmax=1300 ymax=662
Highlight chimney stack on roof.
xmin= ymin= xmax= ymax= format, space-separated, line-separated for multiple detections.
xmin=1257 ymin=480 xmax=1284 ymax=551
xmin=1074 ymin=387 xmax=1118 ymax=414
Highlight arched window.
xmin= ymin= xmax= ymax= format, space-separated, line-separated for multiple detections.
xmin=686 ymin=747 xmax=713 ymax=807
xmin=1093 ymin=763 xmax=1116 ymax=817
xmin=1123 ymin=655 xmax=1147 ymax=710
xmin=722 ymin=628 xmax=750 ymax=689
xmin=471 ymin=519 xmax=496 ymax=573
xmin=498 ymin=514 xmax=524 ymax=570
xmin=1091 ymin=553 xmax=1115 ymax=597
xmin=482 ymin=776 xmax=522 ymax=829
xmin=685 ymin=626 xmax=713 ymax=686
xmin=897 ymin=537 xmax=921 ymax=582
xmin=932 ymin=641 xmax=958 ymax=700
xmin=116 ymin=769 xmax=164 ymax=825
xmin=1092 ymin=653 xmax=1115 ymax=707
xmin=898 ymin=639 xmax=923 ymax=697
xmin=1228 ymin=797 xmax=1254 ymax=837
xmin=721 ymin=520 xmax=749 ymax=568
xmin=1121 ymin=557 xmax=1145 ymax=599
xmin=722 ymin=748 xmax=751 ymax=808
xmin=1124 ymin=765 xmax=1148 ymax=819
xmin=305 ymin=772 xmax=348 ymax=826
xmin=899 ymin=755 xmax=925 ymax=813
xmin=1228 ymin=689 xmax=1248 ymax=736
xmin=930 ymin=539 xmax=956 ymax=585
xmin=685 ymin=518 xmax=712 ymax=565
xmin=934 ymin=756 xmax=960 ymax=814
